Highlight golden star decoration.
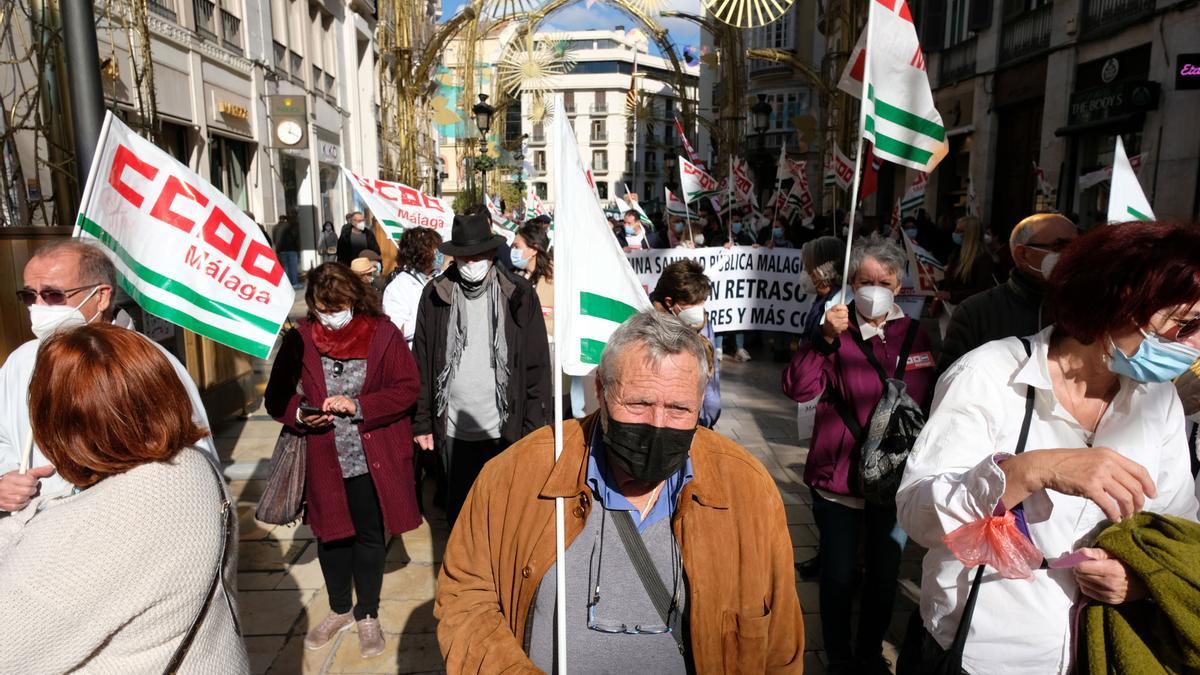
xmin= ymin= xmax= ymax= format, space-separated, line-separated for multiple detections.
xmin=703 ymin=0 xmax=794 ymax=28
xmin=497 ymin=32 xmax=576 ymax=96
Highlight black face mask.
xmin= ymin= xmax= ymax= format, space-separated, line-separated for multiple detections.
xmin=602 ymin=414 xmax=696 ymax=484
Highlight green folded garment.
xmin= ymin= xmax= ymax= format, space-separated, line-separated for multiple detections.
xmin=1082 ymin=512 xmax=1200 ymax=674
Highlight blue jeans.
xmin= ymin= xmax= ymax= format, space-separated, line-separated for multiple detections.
xmin=279 ymin=250 xmax=301 ymax=287
xmin=810 ymin=489 xmax=908 ymax=666
xmin=713 ymin=332 xmax=745 ymax=354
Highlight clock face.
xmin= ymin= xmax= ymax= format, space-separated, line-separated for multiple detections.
xmin=276 ymin=120 xmax=303 ymax=146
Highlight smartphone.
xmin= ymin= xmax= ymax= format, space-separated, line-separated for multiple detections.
xmin=298 ymin=404 xmax=325 ymax=417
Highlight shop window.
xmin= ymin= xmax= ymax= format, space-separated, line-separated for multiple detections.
xmin=209 ymin=135 xmax=250 ymax=210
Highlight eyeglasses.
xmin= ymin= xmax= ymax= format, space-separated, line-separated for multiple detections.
xmin=1163 ymin=315 xmax=1200 ymax=343
xmin=15 ymin=283 xmax=102 ymax=307
xmin=585 ymin=507 xmax=680 ymax=636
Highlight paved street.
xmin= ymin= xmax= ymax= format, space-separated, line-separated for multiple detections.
xmin=218 ymin=341 xmax=919 ymax=674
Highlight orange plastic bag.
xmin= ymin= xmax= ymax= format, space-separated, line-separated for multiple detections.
xmin=942 ymin=511 xmax=1045 ymax=580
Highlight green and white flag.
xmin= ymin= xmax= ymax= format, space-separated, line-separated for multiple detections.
xmin=342 ymin=166 xmax=454 ymax=241
xmin=665 ymin=187 xmax=690 ymax=218
xmin=553 ymin=106 xmax=651 ymax=376
xmin=679 ymin=156 xmax=721 ymax=202
xmin=839 ymin=0 xmax=948 ymax=173
xmin=74 ymin=112 xmax=293 ymax=358
xmin=1107 ymin=135 xmax=1155 ymax=224
xmin=616 ymin=187 xmax=653 ymax=226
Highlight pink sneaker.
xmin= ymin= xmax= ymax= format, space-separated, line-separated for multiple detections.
xmin=357 ymin=617 xmax=386 ymax=658
xmin=304 ymin=610 xmax=353 ymax=650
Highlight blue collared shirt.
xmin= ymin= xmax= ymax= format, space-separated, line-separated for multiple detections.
xmin=585 ymin=424 xmax=694 ymax=533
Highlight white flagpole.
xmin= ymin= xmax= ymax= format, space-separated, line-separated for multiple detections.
xmin=551 ymin=102 xmax=569 ymax=675
xmin=18 ymin=432 xmax=32 ymax=474
xmin=841 ymin=13 xmax=873 ymax=301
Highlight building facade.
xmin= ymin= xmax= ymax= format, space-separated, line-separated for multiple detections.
xmin=914 ymin=0 xmax=1200 ymax=233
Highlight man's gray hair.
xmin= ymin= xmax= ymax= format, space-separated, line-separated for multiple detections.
xmin=32 ymin=239 xmax=117 ymax=288
xmin=598 ymin=310 xmax=712 ymax=394
xmin=848 ymin=235 xmax=906 ymax=282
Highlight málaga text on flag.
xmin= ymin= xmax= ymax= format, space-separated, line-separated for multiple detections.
xmin=838 ymin=0 xmax=949 ymax=173
xmin=1107 ymin=135 xmax=1155 ymax=224
xmin=553 ymin=107 xmax=652 ymax=376
xmin=342 ymin=167 xmax=453 ymax=241
xmin=679 ymin=156 xmax=721 ymax=202
xmin=75 ymin=112 xmax=293 ymax=358
xmin=665 ymin=187 xmax=690 ymax=218
xmin=900 ymin=229 xmax=944 ymax=296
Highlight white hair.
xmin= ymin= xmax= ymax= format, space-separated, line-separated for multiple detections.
xmin=848 ymin=235 xmax=906 ymax=282
xmin=598 ymin=310 xmax=711 ymax=395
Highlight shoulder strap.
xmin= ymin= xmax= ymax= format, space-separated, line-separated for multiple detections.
xmin=947 ymin=337 xmax=1038 ymax=666
xmin=164 ymin=454 xmax=236 ymax=674
xmin=611 ymin=510 xmax=685 ymax=654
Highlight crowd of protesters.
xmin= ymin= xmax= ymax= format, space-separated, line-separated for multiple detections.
xmin=1 ymin=190 xmax=1198 ymax=675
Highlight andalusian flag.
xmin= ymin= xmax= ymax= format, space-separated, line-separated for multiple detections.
xmin=552 ymin=105 xmax=652 ymax=375
xmin=1107 ymin=136 xmax=1155 ymax=224
xmin=839 ymin=0 xmax=948 ymax=173
xmin=665 ymin=187 xmax=690 ymax=218
xmin=679 ymin=156 xmax=721 ymax=202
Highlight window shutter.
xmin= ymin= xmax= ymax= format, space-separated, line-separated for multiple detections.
xmin=918 ymin=0 xmax=947 ymax=51
xmin=968 ymin=0 xmax=993 ymax=32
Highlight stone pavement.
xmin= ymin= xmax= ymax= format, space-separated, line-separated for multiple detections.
xmin=216 ymin=344 xmax=919 ymax=674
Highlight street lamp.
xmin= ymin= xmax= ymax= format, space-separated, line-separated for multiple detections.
xmin=473 ymin=93 xmax=495 ymax=196
xmin=513 ymin=133 xmax=528 ymax=205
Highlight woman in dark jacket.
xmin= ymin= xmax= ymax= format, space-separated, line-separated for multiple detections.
xmin=412 ymin=213 xmax=551 ymax=526
xmin=938 ymin=215 xmax=996 ymax=305
xmin=264 ymin=262 xmax=420 ymax=660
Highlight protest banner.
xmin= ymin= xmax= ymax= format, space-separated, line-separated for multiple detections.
xmin=75 ymin=112 xmax=293 ymax=359
xmin=341 ymin=166 xmax=453 ymax=241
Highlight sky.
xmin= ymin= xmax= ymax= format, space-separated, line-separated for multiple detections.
xmin=438 ymin=0 xmax=703 ymax=56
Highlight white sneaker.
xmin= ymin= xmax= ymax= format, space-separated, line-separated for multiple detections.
xmin=734 ymin=348 xmax=752 ymax=362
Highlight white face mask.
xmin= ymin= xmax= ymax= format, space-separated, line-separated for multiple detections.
xmin=458 ymin=259 xmax=491 ymax=283
xmin=675 ymin=304 xmax=706 ymax=329
xmin=693 ymin=234 xmax=706 ymax=246
xmin=29 ymin=286 xmax=101 ymax=340
xmin=854 ymin=285 xmax=895 ymax=320
xmin=354 ymin=220 xmax=366 ymax=231
xmin=1040 ymin=252 xmax=1059 ymax=279
xmin=316 ymin=308 xmax=353 ymax=330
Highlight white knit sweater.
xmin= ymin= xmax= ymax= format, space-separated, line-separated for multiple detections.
xmin=0 ymin=449 xmax=249 ymax=674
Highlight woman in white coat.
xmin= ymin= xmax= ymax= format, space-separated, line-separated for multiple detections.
xmin=896 ymin=221 xmax=1200 ymax=674
xmin=382 ymin=226 xmax=444 ymax=347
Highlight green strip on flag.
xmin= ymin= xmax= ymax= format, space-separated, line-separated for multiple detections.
xmin=581 ymin=338 xmax=606 ymax=365
xmin=1126 ymin=206 xmax=1151 ymax=221
xmin=869 ymin=86 xmax=946 ymax=142
xmin=866 ymin=116 xmax=935 ymax=165
xmin=580 ymin=291 xmax=639 ymax=324
xmin=78 ymin=214 xmax=280 ymax=333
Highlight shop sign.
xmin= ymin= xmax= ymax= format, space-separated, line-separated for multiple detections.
xmin=1077 ymin=44 xmax=1150 ymax=91
xmin=1068 ymin=81 xmax=1160 ymax=125
xmin=1177 ymin=53 xmax=1200 ymax=91
xmin=319 ymin=142 xmax=339 ymax=163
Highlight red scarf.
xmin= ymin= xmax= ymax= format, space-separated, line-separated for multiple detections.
xmin=310 ymin=314 xmax=376 ymax=360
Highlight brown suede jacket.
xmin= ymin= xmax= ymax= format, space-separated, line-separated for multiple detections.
xmin=434 ymin=414 xmax=804 ymax=674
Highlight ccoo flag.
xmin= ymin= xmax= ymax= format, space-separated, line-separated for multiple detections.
xmin=552 ymin=106 xmax=652 ymax=376
xmin=665 ymin=187 xmax=690 ymax=218
xmin=679 ymin=156 xmax=721 ymax=202
xmin=1106 ymin=136 xmax=1155 ymax=224
xmin=839 ymin=0 xmax=949 ymax=173
xmin=75 ymin=112 xmax=293 ymax=358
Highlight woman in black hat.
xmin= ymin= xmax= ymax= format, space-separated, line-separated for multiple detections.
xmin=410 ymin=211 xmax=552 ymax=525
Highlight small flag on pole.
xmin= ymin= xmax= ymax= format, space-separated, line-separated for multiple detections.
xmin=838 ymin=0 xmax=949 ymax=173
xmin=674 ymin=116 xmax=704 ymax=169
xmin=679 ymin=156 xmax=721 ymax=202
xmin=665 ymin=187 xmax=690 ymax=218
xmin=1107 ymin=136 xmax=1155 ymax=224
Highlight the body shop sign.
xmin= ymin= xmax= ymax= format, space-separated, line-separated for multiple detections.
xmin=1178 ymin=54 xmax=1200 ymax=91
xmin=74 ymin=112 xmax=294 ymax=358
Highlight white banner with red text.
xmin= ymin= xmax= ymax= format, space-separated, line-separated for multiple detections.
xmin=341 ymin=166 xmax=454 ymax=241
xmin=74 ymin=112 xmax=293 ymax=358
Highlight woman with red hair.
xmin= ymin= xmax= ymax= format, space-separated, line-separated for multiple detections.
xmin=896 ymin=221 xmax=1200 ymax=673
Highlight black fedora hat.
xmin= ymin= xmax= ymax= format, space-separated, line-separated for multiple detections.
xmin=438 ymin=213 xmax=505 ymax=257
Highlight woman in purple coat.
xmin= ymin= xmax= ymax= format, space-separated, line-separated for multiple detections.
xmin=265 ymin=263 xmax=421 ymax=660
xmin=782 ymin=237 xmax=937 ymax=675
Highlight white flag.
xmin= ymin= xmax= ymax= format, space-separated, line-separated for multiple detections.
xmin=75 ymin=112 xmax=293 ymax=358
xmin=899 ymin=172 xmax=927 ymax=215
xmin=621 ymin=184 xmax=653 ymax=226
xmin=1107 ymin=136 xmax=1155 ymax=224
xmin=678 ymin=156 xmax=721 ymax=202
xmin=554 ymin=109 xmax=652 ymax=376
xmin=665 ymin=187 xmax=690 ymax=218
xmin=839 ymin=0 xmax=949 ymax=172
xmin=342 ymin=167 xmax=454 ymax=242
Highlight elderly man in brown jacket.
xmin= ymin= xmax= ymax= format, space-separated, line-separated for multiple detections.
xmin=435 ymin=310 xmax=804 ymax=673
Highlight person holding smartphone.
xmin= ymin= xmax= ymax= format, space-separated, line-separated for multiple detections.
xmin=265 ymin=262 xmax=421 ymax=660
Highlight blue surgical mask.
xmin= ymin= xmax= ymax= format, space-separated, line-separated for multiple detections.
xmin=624 ymin=224 xmax=636 ymax=236
xmin=1108 ymin=330 xmax=1200 ymax=383
xmin=673 ymin=222 xmax=684 ymax=233
xmin=433 ymin=251 xmax=445 ymax=272
xmin=904 ymin=227 xmax=919 ymax=239
xmin=510 ymin=247 xmax=531 ymax=270
xmin=773 ymin=226 xmax=785 ymax=240
xmin=732 ymin=221 xmax=743 ymax=234
xmin=952 ymin=232 xmax=964 ymax=246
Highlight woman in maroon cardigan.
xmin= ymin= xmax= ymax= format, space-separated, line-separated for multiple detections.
xmin=265 ymin=263 xmax=420 ymax=659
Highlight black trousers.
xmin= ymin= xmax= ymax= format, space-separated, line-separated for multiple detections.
xmin=443 ymin=436 xmax=506 ymax=526
xmin=316 ymin=473 xmax=386 ymax=620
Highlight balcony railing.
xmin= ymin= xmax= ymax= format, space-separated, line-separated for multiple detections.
xmin=530 ymin=133 xmax=546 ymax=144
xmin=564 ymin=103 xmax=577 ymax=114
xmin=1081 ymin=0 xmax=1154 ymax=38
xmin=220 ymin=10 xmax=242 ymax=53
xmin=590 ymin=103 xmax=608 ymax=114
xmin=193 ymin=0 xmax=216 ymax=38
xmin=999 ymin=3 xmax=1053 ymax=64
xmin=939 ymin=36 xmax=977 ymax=84
xmin=148 ymin=0 xmax=177 ymax=21
xmin=590 ymin=132 xmax=608 ymax=142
